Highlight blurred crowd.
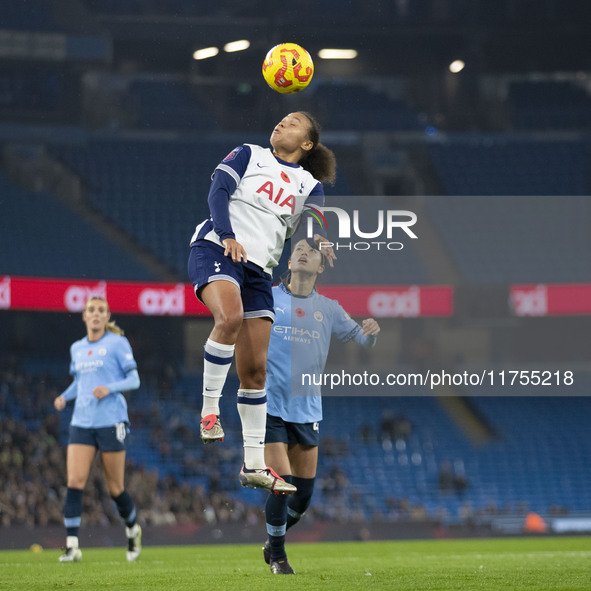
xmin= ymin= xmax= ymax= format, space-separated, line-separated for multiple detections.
xmin=0 ymin=413 xmax=262 ymax=529
xmin=3 ymin=356 xmax=545 ymax=530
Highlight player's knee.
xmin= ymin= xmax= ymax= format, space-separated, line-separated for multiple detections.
xmin=67 ymin=476 xmax=87 ymax=489
xmin=240 ymin=365 xmax=267 ymax=389
xmin=295 ymin=486 xmax=313 ymax=508
xmin=214 ymin=309 xmax=243 ymax=338
xmin=106 ymin=483 xmax=124 ymax=498
xmin=291 ymin=477 xmax=315 ymax=511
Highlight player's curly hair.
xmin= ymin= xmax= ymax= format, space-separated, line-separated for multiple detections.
xmin=297 ymin=112 xmax=337 ymax=186
xmin=84 ymin=297 xmax=125 ymax=336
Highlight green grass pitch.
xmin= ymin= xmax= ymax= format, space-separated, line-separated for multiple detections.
xmin=0 ymin=537 xmax=589 ymax=590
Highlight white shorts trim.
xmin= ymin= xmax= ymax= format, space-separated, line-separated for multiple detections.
xmin=244 ymin=310 xmax=275 ymax=321
xmin=194 ymin=274 xmax=241 ymax=295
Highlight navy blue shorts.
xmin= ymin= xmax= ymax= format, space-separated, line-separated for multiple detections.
xmin=188 ymin=241 xmax=275 ymax=321
xmin=265 ymin=414 xmax=320 ymax=447
xmin=69 ymin=423 xmax=130 ymax=452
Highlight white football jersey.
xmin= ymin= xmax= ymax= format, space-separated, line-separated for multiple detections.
xmin=191 ymin=144 xmax=322 ymax=274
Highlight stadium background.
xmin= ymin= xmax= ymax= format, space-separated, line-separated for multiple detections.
xmin=1 ymin=0 xmax=591 ymax=549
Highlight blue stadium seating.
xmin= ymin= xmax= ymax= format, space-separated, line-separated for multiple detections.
xmin=51 ymin=138 xmax=223 ymax=278
xmin=6 ymin=354 xmax=591 ymax=520
xmin=430 ymin=136 xmax=589 ymax=196
xmin=426 ymin=195 xmax=591 ymax=284
xmin=509 ymin=81 xmax=591 ymax=130
xmin=315 ymin=83 xmax=426 ymax=131
xmin=0 ymin=172 xmax=158 ymax=280
xmin=0 ymin=70 xmax=63 ymax=114
xmin=0 ymin=0 xmax=60 ymax=31
xmin=128 ymin=80 xmax=215 ymax=131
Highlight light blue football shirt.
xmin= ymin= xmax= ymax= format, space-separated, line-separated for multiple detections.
xmin=266 ymin=283 xmax=376 ymax=424
xmin=65 ymin=331 xmax=138 ymax=428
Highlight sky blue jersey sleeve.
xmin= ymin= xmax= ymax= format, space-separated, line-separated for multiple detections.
xmin=115 ymin=336 xmax=138 ymax=374
xmin=331 ymin=301 xmax=378 ymax=348
xmin=61 ymin=378 xmax=78 ymax=402
xmin=207 ymin=144 xmax=251 ymax=242
xmin=104 ymin=368 xmax=140 ymax=394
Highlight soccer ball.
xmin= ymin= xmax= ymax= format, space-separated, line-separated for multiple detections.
xmin=262 ymin=43 xmax=314 ymax=94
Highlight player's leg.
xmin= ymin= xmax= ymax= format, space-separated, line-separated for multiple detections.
xmin=59 ymin=440 xmax=96 ymax=562
xmin=234 ymin=317 xmax=295 ymax=494
xmin=235 ymin=317 xmax=274 ymax=470
xmin=286 ymin=443 xmax=318 ymax=530
xmin=263 ymin=420 xmax=293 ymax=568
xmin=199 ymin=280 xmax=243 ymax=442
xmin=188 ymin=243 xmax=243 ymax=443
xmin=101 ymin=425 xmax=141 ymax=562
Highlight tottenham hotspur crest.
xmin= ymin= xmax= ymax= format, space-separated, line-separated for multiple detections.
xmin=214 ymin=261 xmax=221 ymax=273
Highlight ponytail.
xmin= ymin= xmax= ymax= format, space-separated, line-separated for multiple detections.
xmin=298 ymin=112 xmax=337 ymax=186
xmin=106 ymin=321 xmax=125 ymax=336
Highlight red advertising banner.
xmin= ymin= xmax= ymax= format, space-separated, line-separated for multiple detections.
xmin=510 ymin=283 xmax=591 ymax=316
xmin=318 ymin=285 xmax=454 ymax=317
xmin=0 ymin=276 xmax=454 ymax=318
xmin=0 ymin=276 xmax=210 ymax=316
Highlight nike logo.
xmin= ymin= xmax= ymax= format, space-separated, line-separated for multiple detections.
xmin=257 ymin=162 xmax=268 ymax=168
xmin=205 ymin=387 xmax=217 ymax=392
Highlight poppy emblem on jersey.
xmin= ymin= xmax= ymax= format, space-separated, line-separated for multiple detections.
xmin=87 ymin=350 xmax=93 ymax=356
xmin=295 ymin=308 xmax=305 ymax=317
xmin=314 ymin=311 xmax=323 ymax=322
xmin=280 ymin=171 xmax=291 ymax=183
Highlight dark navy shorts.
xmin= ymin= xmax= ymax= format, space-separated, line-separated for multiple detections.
xmin=265 ymin=414 xmax=320 ymax=447
xmin=188 ymin=241 xmax=275 ymax=321
xmin=69 ymin=423 xmax=130 ymax=452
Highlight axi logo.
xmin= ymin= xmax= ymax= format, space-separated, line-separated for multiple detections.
xmin=305 ymin=206 xmax=418 ymax=251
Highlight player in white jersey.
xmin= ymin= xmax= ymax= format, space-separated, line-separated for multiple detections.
xmin=188 ymin=112 xmax=337 ymax=495
xmin=261 ymin=240 xmax=380 ymax=574
xmin=53 ymin=297 xmax=142 ymax=563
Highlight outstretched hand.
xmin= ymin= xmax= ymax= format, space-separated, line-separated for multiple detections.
xmin=361 ymin=318 xmax=380 ymax=336
xmin=313 ymin=234 xmax=336 ymax=268
xmin=222 ymin=238 xmax=248 ymax=263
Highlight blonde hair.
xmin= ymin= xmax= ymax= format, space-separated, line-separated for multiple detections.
xmin=84 ymin=297 xmax=125 ymax=336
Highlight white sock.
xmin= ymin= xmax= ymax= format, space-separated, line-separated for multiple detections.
xmin=202 ymin=339 xmax=234 ymax=418
xmin=126 ymin=523 xmax=139 ymax=537
xmin=237 ymin=389 xmax=267 ymax=469
xmin=66 ymin=535 xmax=79 ymax=549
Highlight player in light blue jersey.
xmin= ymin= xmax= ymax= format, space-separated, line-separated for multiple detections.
xmin=262 ymin=240 xmax=380 ymax=574
xmin=53 ymin=297 xmax=141 ymax=563
xmin=188 ymin=112 xmax=337 ymax=495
